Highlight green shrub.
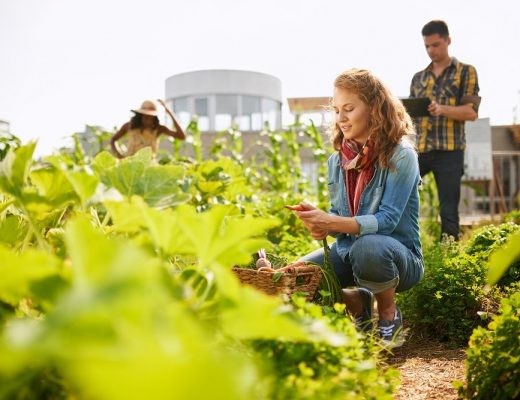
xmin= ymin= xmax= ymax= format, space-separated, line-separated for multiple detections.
xmin=465 ymin=223 xmax=520 ymax=288
xmin=400 ymin=223 xmax=520 ymax=344
xmin=504 ymin=209 xmax=520 ymax=225
xmin=458 ymin=290 xmax=520 ymax=399
xmin=250 ymin=298 xmax=398 ymax=400
xmin=399 ymin=248 xmax=490 ymax=343
xmin=465 ymin=222 xmax=520 ymax=260
xmin=0 ymin=140 xmax=400 ymax=399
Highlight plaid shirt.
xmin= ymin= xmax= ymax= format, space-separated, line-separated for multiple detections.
xmin=410 ymin=57 xmax=480 ymax=152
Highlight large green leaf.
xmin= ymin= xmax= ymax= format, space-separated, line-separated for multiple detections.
xmin=63 ymin=170 xmax=99 ymax=206
xmin=189 ymin=157 xmax=252 ymax=199
xmin=92 ymin=150 xmax=117 ymax=172
xmin=175 ymin=204 xmax=278 ymax=270
xmin=0 ymin=196 xmax=14 ymax=214
xmin=64 ymin=216 xmax=156 ymax=284
xmin=43 ymin=156 xmax=100 ymax=206
xmin=103 ymin=198 xmax=146 ymax=233
xmin=0 ymin=216 xmax=262 ymax=400
xmin=0 ymin=214 xmax=27 ymax=245
xmin=104 ymin=198 xmax=194 ymax=254
xmin=0 ymin=142 xmax=36 ymax=197
xmin=30 ymin=167 xmax=77 ymax=207
xmin=0 ymin=245 xmax=62 ymax=304
xmin=107 ymin=159 xmax=146 ymax=197
xmin=219 ymin=286 xmax=309 ymax=341
xmin=139 ymin=200 xmax=194 ymax=255
xmin=487 ymin=232 xmax=520 ymax=285
xmin=138 ymin=165 xmax=190 ymax=208
xmin=95 ymin=149 xmax=190 ymax=209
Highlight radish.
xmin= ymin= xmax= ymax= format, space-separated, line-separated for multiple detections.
xmin=256 ymin=248 xmax=272 ymax=269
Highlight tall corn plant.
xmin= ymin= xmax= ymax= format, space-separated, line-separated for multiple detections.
xmin=185 ymin=119 xmax=203 ymax=163
xmin=209 ymin=126 xmax=244 ymax=165
xmin=302 ymin=121 xmax=329 ymax=209
xmin=419 ymin=172 xmax=440 ymax=238
xmin=259 ymin=122 xmax=310 ymax=196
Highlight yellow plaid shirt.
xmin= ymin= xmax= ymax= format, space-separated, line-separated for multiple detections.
xmin=410 ymin=57 xmax=480 ymax=152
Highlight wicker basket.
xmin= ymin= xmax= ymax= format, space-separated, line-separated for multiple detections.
xmin=232 ymin=264 xmax=322 ymax=300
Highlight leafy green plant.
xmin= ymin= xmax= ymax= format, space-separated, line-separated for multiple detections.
xmin=318 ymin=239 xmax=342 ymax=306
xmin=466 ymin=222 xmax=520 ymax=288
xmin=457 ymin=291 xmax=520 ymax=399
xmin=0 ymin=131 xmax=21 ymax=161
xmin=0 ymin=129 xmax=404 ymax=400
xmin=418 ymin=172 xmax=440 ymax=238
xmin=0 ymin=207 xmax=356 ymax=399
xmin=399 ymin=236 xmax=493 ymax=344
xmin=465 ymin=222 xmax=520 ymax=260
xmin=249 ymin=296 xmax=398 ymax=400
xmin=503 ymin=209 xmax=520 ymax=225
xmin=400 ymin=222 xmax=520 ymax=344
xmin=92 ymin=148 xmax=190 ymax=209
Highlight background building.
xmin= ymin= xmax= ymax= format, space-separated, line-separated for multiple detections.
xmin=165 ymin=69 xmax=282 ymax=132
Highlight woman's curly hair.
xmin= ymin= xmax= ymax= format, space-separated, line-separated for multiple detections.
xmin=330 ymin=68 xmax=416 ymax=169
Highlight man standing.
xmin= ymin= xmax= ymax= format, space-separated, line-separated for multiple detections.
xmin=410 ymin=20 xmax=481 ymax=239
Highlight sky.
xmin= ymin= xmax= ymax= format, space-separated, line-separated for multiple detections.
xmin=1 ymin=0 xmax=520 ymax=156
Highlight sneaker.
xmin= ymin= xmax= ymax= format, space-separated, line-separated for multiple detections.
xmin=378 ymin=307 xmax=404 ymax=348
xmin=354 ymin=287 xmax=374 ymax=332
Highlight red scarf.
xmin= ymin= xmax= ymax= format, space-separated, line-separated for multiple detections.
xmin=340 ymin=139 xmax=376 ymax=216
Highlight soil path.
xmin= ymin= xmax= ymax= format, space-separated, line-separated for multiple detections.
xmin=386 ymin=336 xmax=467 ymax=400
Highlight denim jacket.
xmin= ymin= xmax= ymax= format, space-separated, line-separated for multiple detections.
xmin=327 ymin=140 xmax=423 ymax=260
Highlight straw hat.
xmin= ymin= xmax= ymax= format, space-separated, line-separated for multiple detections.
xmin=131 ymin=100 xmax=158 ymax=116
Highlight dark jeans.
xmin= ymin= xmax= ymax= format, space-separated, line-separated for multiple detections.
xmin=418 ymin=150 xmax=464 ymax=239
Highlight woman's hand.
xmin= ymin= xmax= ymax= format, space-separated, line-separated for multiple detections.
xmin=286 ymin=202 xmax=329 ymax=239
xmin=308 ymin=227 xmax=328 ymax=240
xmin=296 ymin=208 xmax=330 ymax=231
xmin=285 ymin=202 xmax=316 ymax=212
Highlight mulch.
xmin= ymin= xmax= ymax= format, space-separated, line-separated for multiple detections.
xmin=384 ymin=334 xmax=467 ymax=400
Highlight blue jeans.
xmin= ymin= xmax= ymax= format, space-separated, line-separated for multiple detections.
xmin=299 ymin=235 xmax=424 ymax=294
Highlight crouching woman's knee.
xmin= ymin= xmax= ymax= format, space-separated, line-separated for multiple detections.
xmin=349 ymin=235 xmax=399 ymax=290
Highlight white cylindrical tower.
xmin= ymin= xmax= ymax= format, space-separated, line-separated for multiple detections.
xmin=165 ymin=69 xmax=282 ymax=131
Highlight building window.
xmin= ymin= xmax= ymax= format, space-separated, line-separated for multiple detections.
xmin=262 ymin=98 xmax=279 ymax=129
xmin=239 ymin=95 xmax=261 ymax=131
xmin=172 ymin=97 xmax=191 ymax=128
xmin=195 ymin=97 xmax=209 ymax=131
xmin=215 ymin=94 xmax=238 ymax=131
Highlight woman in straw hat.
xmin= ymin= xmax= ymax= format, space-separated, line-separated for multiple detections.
xmin=110 ymin=99 xmax=186 ymax=159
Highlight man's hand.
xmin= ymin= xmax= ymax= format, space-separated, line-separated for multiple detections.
xmin=428 ymin=100 xmax=444 ymax=117
xmin=428 ymin=101 xmax=478 ymax=121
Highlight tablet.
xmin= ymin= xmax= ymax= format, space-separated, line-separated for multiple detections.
xmin=400 ymin=97 xmax=431 ymax=118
